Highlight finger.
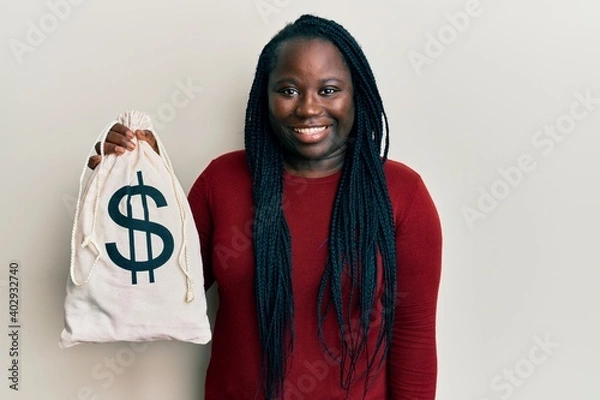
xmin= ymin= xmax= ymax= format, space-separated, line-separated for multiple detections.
xmin=134 ymin=129 xmax=154 ymax=142
xmin=105 ymin=131 xmax=135 ymax=153
xmin=94 ymin=139 xmax=129 ymax=156
xmin=111 ymin=123 xmax=135 ymax=139
xmin=87 ymin=155 xmax=101 ymax=170
xmin=136 ymin=130 xmax=159 ymax=153
xmin=103 ymin=141 xmax=127 ymax=156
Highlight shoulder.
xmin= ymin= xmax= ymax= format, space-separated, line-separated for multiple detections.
xmin=383 ymin=158 xmax=436 ymax=225
xmin=202 ymin=149 xmax=248 ymax=176
xmin=196 ymin=150 xmax=251 ymax=185
xmin=189 ymin=149 xmax=250 ymax=199
xmin=383 ymin=158 xmax=424 ymax=198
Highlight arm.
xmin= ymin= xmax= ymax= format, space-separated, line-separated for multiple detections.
xmin=188 ymin=163 xmax=216 ymax=291
xmin=387 ymin=178 xmax=443 ymax=399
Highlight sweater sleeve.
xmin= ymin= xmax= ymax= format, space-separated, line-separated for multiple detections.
xmin=187 ymin=163 xmax=216 ymax=291
xmin=387 ymin=177 xmax=443 ymax=399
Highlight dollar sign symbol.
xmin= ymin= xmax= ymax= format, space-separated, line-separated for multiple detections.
xmin=105 ymin=171 xmax=174 ymax=285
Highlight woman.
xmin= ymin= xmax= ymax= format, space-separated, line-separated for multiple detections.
xmin=91 ymin=14 xmax=442 ymax=400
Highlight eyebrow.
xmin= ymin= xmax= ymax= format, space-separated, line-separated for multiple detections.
xmin=271 ymin=77 xmax=346 ymax=86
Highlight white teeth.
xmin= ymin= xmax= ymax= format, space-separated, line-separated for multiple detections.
xmin=293 ymin=126 xmax=327 ymax=135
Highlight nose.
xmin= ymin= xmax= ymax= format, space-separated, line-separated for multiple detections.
xmin=294 ymin=92 xmax=322 ymax=118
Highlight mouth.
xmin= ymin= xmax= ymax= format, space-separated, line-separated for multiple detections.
xmin=293 ymin=125 xmax=329 ymax=134
xmin=289 ymin=125 xmax=332 ymax=143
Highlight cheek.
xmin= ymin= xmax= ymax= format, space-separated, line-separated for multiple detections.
xmin=267 ymin=96 xmax=277 ymax=122
xmin=340 ymin=97 xmax=355 ymax=131
xmin=268 ymin=96 xmax=291 ymax=123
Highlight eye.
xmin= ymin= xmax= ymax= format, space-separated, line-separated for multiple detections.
xmin=319 ymin=87 xmax=339 ymax=96
xmin=277 ymin=87 xmax=299 ymax=96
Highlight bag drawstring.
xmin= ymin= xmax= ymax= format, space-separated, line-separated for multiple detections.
xmin=70 ymin=120 xmax=117 ymax=286
xmin=154 ymin=135 xmax=195 ymax=303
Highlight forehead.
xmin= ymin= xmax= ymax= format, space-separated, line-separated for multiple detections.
xmin=270 ymin=38 xmax=351 ymax=79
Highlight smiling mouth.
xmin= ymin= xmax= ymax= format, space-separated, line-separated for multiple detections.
xmin=292 ymin=125 xmax=331 ymax=135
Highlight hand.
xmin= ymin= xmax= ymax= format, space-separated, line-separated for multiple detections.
xmin=87 ymin=123 xmax=158 ymax=169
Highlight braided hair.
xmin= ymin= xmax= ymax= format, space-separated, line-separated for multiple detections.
xmin=244 ymin=14 xmax=397 ymax=399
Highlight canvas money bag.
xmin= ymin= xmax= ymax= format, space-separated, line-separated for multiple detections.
xmin=59 ymin=110 xmax=211 ymax=348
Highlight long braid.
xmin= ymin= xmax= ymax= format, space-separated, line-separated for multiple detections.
xmin=245 ymin=14 xmax=397 ymax=398
xmin=245 ymin=49 xmax=295 ymax=400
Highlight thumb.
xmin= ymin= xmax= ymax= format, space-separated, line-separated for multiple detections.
xmin=87 ymin=155 xmax=101 ymax=170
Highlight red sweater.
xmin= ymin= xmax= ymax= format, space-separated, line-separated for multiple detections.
xmin=188 ymin=150 xmax=442 ymax=399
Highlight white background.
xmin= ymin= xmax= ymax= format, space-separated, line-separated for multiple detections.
xmin=1 ymin=0 xmax=599 ymax=399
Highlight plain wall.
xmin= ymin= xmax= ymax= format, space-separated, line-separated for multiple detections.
xmin=1 ymin=0 xmax=598 ymax=399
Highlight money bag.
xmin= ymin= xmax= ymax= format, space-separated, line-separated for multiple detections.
xmin=60 ymin=110 xmax=211 ymax=348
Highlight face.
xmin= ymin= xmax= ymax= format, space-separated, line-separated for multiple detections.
xmin=267 ymin=38 xmax=355 ymax=175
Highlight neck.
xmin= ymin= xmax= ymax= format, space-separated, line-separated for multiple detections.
xmin=282 ymin=153 xmax=345 ymax=178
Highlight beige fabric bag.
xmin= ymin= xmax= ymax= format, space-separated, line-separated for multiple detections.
xmin=59 ymin=110 xmax=211 ymax=348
